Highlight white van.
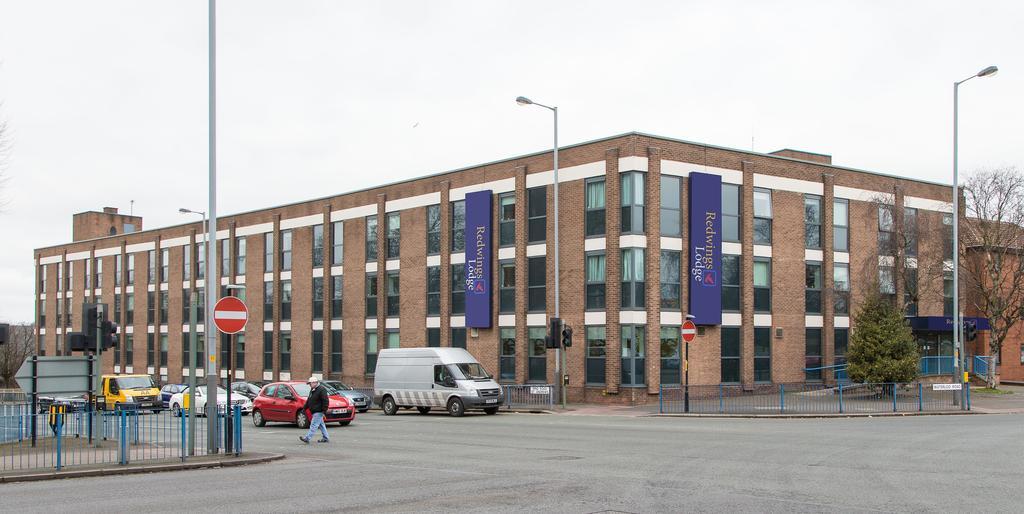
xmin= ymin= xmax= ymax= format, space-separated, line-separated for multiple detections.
xmin=373 ymin=348 xmax=505 ymax=417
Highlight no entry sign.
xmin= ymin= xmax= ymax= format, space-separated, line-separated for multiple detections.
xmin=213 ymin=296 xmax=248 ymax=334
xmin=681 ymin=320 xmax=697 ymax=343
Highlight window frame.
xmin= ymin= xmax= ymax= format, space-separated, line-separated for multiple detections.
xmin=833 ymin=198 xmax=849 ymax=252
xmin=753 ymin=188 xmax=773 ymax=245
xmin=805 ymin=262 xmax=822 ymax=314
xmin=585 ymin=252 xmax=606 ymax=311
xmin=386 ymin=270 xmax=400 ymax=317
xmin=451 ymin=264 xmax=466 ymax=315
xmin=386 ymin=212 xmax=400 ymax=259
xmin=499 ymin=328 xmax=516 ymax=382
xmin=754 ymin=327 xmax=771 ymax=383
xmin=659 ymin=250 xmax=681 ymax=311
xmin=527 ymin=187 xmax=547 ymax=243
xmin=366 ymin=273 xmax=378 ymax=318
xmin=753 ymin=258 xmax=771 ymax=313
xmin=620 ymin=248 xmax=645 ymax=310
xmin=804 ymin=194 xmax=822 ymax=249
xmin=585 ymin=178 xmax=606 ymax=237
xmin=527 ymin=256 xmax=546 ymax=313
xmin=366 ymin=215 xmax=378 ymax=261
xmin=331 ymin=221 xmax=343 ymax=266
xmin=498 ymin=193 xmax=516 ymax=247
xmin=499 ymin=260 xmax=515 ymax=314
xmin=426 ymin=266 xmax=441 ymax=316
xmin=721 ymin=327 xmax=741 ymax=384
xmin=312 ymin=224 xmax=324 ymax=268
xmin=426 ymin=205 xmax=441 ymax=256
xmin=660 ymin=175 xmax=682 ymax=237
xmin=620 ymin=172 xmax=645 ymax=235
xmin=833 ymin=263 xmax=851 ymax=316
xmin=450 ymin=200 xmax=465 ymax=253
xmin=585 ymin=326 xmax=607 ymax=385
xmin=805 ymin=328 xmax=822 ymax=381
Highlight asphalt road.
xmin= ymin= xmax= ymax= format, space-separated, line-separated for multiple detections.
xmin=1 ymin=411 xmax=1022 ymax=513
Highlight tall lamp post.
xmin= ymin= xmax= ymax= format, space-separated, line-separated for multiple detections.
xmin=179 ymin=208 xmax=206 ymax=453
xmin=953 ymin=65 xmax=997 ymax=410
xmin=516 ymin=95 xmax=565 ymax=408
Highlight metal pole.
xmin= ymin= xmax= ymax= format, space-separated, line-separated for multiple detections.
xmin=93 ymin=304 xmax=102 ymax=448
xmin=225 ymin=290 xmax=233 ymax=454
xmin=188 ymin=290 xmax=197 ymax=456
xmin=206 ymin=0 xmax=220 ymax=452
xmin=684 ymin=342 xmax=690 ymax=413
xmin=953 ymin=79 xmax=963 ymax=409
xmin=553 ymin=106 xmax=565 ymax=409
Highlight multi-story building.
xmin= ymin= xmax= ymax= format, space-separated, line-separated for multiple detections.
xmin=33 ymin=132 xmax=971 ymax=403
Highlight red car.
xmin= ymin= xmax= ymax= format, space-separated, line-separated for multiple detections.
xmin=251 ymin=381 xmax=355 ymax=428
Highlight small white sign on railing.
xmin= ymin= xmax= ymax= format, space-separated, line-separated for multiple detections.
xmin=530 ymin=386 xmax=551 ymax=395
xmin=932 ymin=383 xmax=963 ymax=391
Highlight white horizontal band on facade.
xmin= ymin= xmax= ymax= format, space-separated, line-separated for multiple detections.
xmin=148 ymin=367 xmax=155 ymax=374
xmin=126 ymin=242 xmax=156 ymax=253
xmin=182 ymin=324 xmax=205 ymax=333
xmin=160 ymin=236 xmax=190 ymax=248
xmin=525 ymin=244 xmax=546 ymax=257
xmin=498 ymin=315 xmax=516 ymax=327
xmin=39 ymin=328 xmax=46 ymax=335
xmin=834 ymin=252 xmax=850 ymax=264
xmin=618 ymin=156 xmax=648 ymax=173
xmin=753 ymin=173 xmax=824 ymax=195
xmin=66 ymin=291 xmax=75 ymax=298
xmin=556 ymin=161 xmax=606 ymax=182
xmin=425 ymin=255 xmax=441 ymax=267
xmin=386 ymin=318 xmax=399 ymax=329
xmin=834 ymin=185 xmax=886 ymax=203
xmin=195 ymin=230 xmax=231 ymax=242
xmin=497 ymin=247 xmax=515 ymax=261
xmin=236 ymin=370 xmax=245 ymax=379
xmin=619 ymin=310 xmax=647 ymax=325
xmin=722 ymin=242 xmax=742 ymax=255
xmin=450 ymin=253 xmax=465 ymax=265
xmin=753 ymin=314 xmax=773 ymax=327
xmin=159 ymin=325 xmax=168 ymax=333
xmin=365 ymin=262 xmax=378 ymax=273
xmin=385 ymin=259 xmax=400 ymax=271
xmin=263 ymin=322 xmax=273 ymax=331
xmin=330 ymin=204 xmax=377 ymax=223
xmin=805 ymin=249 xmax=824 ymax=262
xmin=878 ymin=255 xmax=895 ymax=267
xmin=147 ymin=326 xmax=155 ymax=334
xmin=526 ymin=313 xmax=547 ymax=326
xmin=660 ymin=237 xmax=683 ymax=251
xmin=385 ymin=192 xmax=441 ymax=212
xmin=280 ymin=372 xmax=291 ymax=381
xmin=39 ymin=255 xmax=62 ymax=265
xmin=185 ymin=368 xmax=207 ymax=378
xmin=835 ymin=316 xmax=851 ymax=328
xmin=805 ymin=315 xmax=824 ymax=328
xmin=451 ymin=178 xmax=515 ymax=201
xmin=660 ymin=311 xmax=682 ymax=326
xmin=263 ymin=371 xmax=272 ymax=380
xmin=56 ymin=328 xmax=62 ymax=335
xmin=312 ymin=268 xmax=324 ymax=278
xmin=584 ymin=238 xmax=606 ymax=252
xmin=66 ymin=251 xmax=90 ymax=261
xmin=905 ymin=257 xmax=918 ymax=269
xmin=943 ymin=260 xmax=953 ymax=272
xmin=365 ymin=318 xmax=377 ymax=329
xmin=125 ymin=286 xmax=134 ymax=294
xmin=904 ymin=196 xmax=953 ymax=213
xmin=721 ymin=313 xmax=742 ymax=325
xmin=147 ymin=284 xmax=155 ymax=292
xmin=661 ymin=161 xmax=744 ymax=185
xmin=280 ymin=214 xmax=323 ymax=230
xmin=328 ymin=320 xmax=343 ymax=330
xmin=279 ymin=321 xmax=291 ymax=331
xmin=235 ymin=223 xmax=273 ymax=237
xmin=753 ymin=245 xmax=772 ymax=258
xmin=279 ymin=271 xmax=291 ymax=281
xmin=619 ymin=235 xmax=647 ymax=249
xmin=330 ymin=266 xmax=343 ymax=276
xmin=449 ymin=316 xmax=465 ymax=328
xmin=426 ymin=317 xmax=441 ymax=328
xmin=94 ymin=246 xmax=122 ymax=257
xmin=584 ymin=311 xmax=606 ymax=326
xmin=125 ymin=326 xmax=134 ymax=334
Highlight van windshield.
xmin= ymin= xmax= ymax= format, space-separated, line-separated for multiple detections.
xmin=116 ymin=376 xmax=155 ymax=390
xmin=454 ymin=363 xmax=491 ymax=380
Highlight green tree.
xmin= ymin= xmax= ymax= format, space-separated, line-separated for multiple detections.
xmin=847 ymin=294 xmax=919 ymax=383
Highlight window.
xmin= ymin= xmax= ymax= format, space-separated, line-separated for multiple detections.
xmin=834 ymin=264 xmax=850 ymax=315
xmin=386 ymin=213 xmax=400 ymax=259
xmin=753 ymin=188 xmax=772 ymax=245
xmin=158 ymin=250 xmax=166 ymax=283
xmin=620 ymin=172 xmax=645 ymax=234
xmin=660 ymin=327 xmax=681 ymax=385
xmin=312 ymin=330 xmax=324 ymax=373
xmin=499 ymin=329 xmax=516 ymax=381
xmin=660 ymin=250 xmax=681 ymax=310
xmin=450 ymin=201 xmax=465 ymax=253
xmin=904 ymin=267 xmax=918 ymax=316
xmin=263 ymin=282 xmax=274 ymax=320
xmin=527 ymin=257 xmax=545 ymax=312
xmin=499 ymin=193 xmax=515 ymax=247
xmin=38 ymin=300 xmax=45 ymax=326
xmin=160 ymin=334 xmax=168 ymax=367
xmin=312 ymin=277 xmax=324 ymax=320
xmin=450 ymin=328 xmax=466 ymax=349
xmin=499 ymin=261 xmax=515 ymax=314
xmin=125 ymin=335 xmax=134 ymax=366
xmin=834 ymin=328 xmax=849 ymax=369
xmin=451 ymin=264 xmax=466 ymax=315
xmin=365 ymin=273 xmax=378 ymax=317
xmin=426 ymin=205 xmax=441 ymax=255
xmin=585 ymin=178 xmax=606 ymax=237
xmin=527 ymin=187 xmax=546 ymax=243
xmin=313 ymin=224 xmax=324 ymax=268
xmin=146 ymin=333 xmax=155 ymax=367
xmin=427 ymin=328 xmax=441 ymax=348
xmin=66 ymin=262 xmax=72 ymax=291
xmin=195 ymin=287 xmax=205 ymax=323
xmin=279 ymin=332 xmax=291 ymax=372
xmin=721 ymin=327 xmax=740 ymax=383
xmin=753 ymin=258 xmax=771 ymax=312
xmin=528 ymin=327 xmax=546 ymax=382
xmin=85 ymin=259 xmax=92 ymax=289
xmin=877 ymin=205 xmax=895 ymax=256
xmin=218 ymin=239 xmax=229 ymax=278
xmin=40 ymin=265 xmax=46 ymax=293
xmin=264 ymin=233 xmax=274 ymax=272
xmin=96 ymin=257 xmax=104 ymax=288
xmin=331 ymin=221 xmax=343 ymax=266
xmin=943 ymin=271 xmax=953 ymax=317
xmin=366 ymin=215 xmax=378 ymax=260
xmin=386 ymin=271 xmax=400 ymax=317
xmin=621 ymin=248 xmax=645 ymax=309
xmin=586 ymin=327 xmax=606 ymax=385
xmin=56 ymin=299 xmax=62 ymax=327
xmin=804 ymin=195 xmax=822 ymax=249
xmin=805 ymin=328 xmax=822 ymax=381
xmin=426 ymin=266 xmax=441 ymax=316
xmin=879 ymin=265 xmax=895 ymax=297
xmin=942 ymin=213 xmax=953 ymax=260
xmin=126 ymin=293 xmax=135 ymax=324
xmin=147 ymin=292 xmax=155 ymax=324
xmin=386 ymin=331 xmax=398 ymax=349
xmin=903 ymin=207 xmax=918 ymax=257
xmin=182 ymin=333 xmax=206 ymax=371
xmin=262 ymin=331 xmax=273 ymax=374
xmin=148 ymin=250 xmax=156 ymax=283
xmin=331 ymin=276 xmax=343 ymax=319
xmin=159 ymin=292 xmax=168 ymax=323
xmin=833 ymin=199 xmax=849 ymax=252
xmin=660 ymin=175 xmax=682 ymax=237
xmin=196 ymin=243 xmax=205 ymax=279
xmin=281 ymin=230 xmax=292 ymax=271
xmin=114 ymin=334 xmax=120 ymax=365
xmin=278 ymin=280 xmax=291 ymax=321
xmin=805 ymin=262 xmax=822 ymax=314
xmin=585 ymin=253 xmax=606 ymax=310
xmin=116 ymin=254 xmax=123 ymax=286
xmin=365 ymin=331 xmax=378 ymax=374
xmin=115 ymin=293 xmax=122 ymax=323
xmin=754 ymin=327 xmax=771 ymax=382
xmin=722 ymin=255 xmax=741 ymax=312
xmin=330 ymin=330 xmax=342 ymax=373
xmin=235 ymin=334 xmax=245 ymax=370
xmin=621 ymin=325 xmax=646 ymax=387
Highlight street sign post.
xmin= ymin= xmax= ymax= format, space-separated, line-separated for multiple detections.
xmin=215 ymin=293 xmax=247 ymax=454
xmin=15 ymin=355 xmax=93 ymax=446
xmin=681 ymin=320 xmax=697 ymax=413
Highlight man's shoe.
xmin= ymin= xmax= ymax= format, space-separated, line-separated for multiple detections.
xmin=299 ymin=436 xmax=310 ymax=444
xmin=317 ymin=438 xmax=330 ymax=443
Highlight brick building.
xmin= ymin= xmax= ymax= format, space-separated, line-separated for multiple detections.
xmin=33 ymin=132 xmax=967 ymax=403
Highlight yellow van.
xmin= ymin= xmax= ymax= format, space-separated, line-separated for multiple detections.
xmin=99 ymin=374 xmax=162 ymax=412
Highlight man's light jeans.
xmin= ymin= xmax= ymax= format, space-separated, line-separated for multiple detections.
xmin=305 ymin=412 xmax=329 ymax=441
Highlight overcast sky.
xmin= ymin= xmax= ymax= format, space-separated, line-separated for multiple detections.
xmin=0 ymin=1 xmax=1021 ymax=323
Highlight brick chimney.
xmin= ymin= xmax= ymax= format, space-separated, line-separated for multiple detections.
xmin=72 ymin=208 xmax=143 ymax=241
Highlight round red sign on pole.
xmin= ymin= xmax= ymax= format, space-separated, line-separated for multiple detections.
xmin=681 ymin=320 xmax=698 ymax=343
xmin=213 ymin=296 xmax=248 ymax=334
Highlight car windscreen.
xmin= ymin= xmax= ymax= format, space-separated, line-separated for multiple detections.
xmin=116 ymin=376 xmax=156 ymax=390
xmin=292 ymin=384 xmax=312 ymax=397
xmin=453 ymin=363 xmax=492 ymax=380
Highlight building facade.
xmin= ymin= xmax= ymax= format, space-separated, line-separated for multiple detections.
xmin=34 ymin=132 xmax=964 ymax=403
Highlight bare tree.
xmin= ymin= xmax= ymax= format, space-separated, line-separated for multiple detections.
xmin=0 ymin=324 xmax=35 ymax=388
xmin=962 ymin=167 xmax=1024 ymax=386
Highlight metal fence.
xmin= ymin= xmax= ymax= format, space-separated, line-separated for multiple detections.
xmin=972 ymin=355 xmax=995 ymax=381
xmin=920 ymin=356 xmax=956 ymax=376
xmin=1 ymin=404 xmax=242 ymax=473
xmin=659 ymin=382 xmax=967 ymax=414
xmin=0 ymin=390 xmax=26 ymax=404
xmin=503 ymin=384 xmax=555 ymax=410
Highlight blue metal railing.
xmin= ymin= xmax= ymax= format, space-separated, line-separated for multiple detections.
xmin=972 ymin=355 xmax=995 ymax=380
xmin=920 ymin=356 xmax=955 ymax=376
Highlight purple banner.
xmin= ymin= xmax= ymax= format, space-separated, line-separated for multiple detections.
xmin=465 ymin=190 xmax=493 ymax=328
xmin=688 ymin=172 xmax=722 ymax=325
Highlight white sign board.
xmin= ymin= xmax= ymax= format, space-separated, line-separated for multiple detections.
xmin=530 ymin=386 xmax=551 ymax=395
xmin=15 ymin=356 xmax=93 ymax=395
xmin=932 ymin=383 xmax=963 ymax=391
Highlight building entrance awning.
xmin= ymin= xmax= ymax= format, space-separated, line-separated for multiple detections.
xmin=906 ymin=316 xmax=990 ymax=332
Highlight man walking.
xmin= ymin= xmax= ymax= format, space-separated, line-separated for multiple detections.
xmin=299 ymin=376 xmax=330 ymax=444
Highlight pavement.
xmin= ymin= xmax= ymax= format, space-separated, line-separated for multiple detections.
xmin=1 ymin=408 xmax=1022 ymax=512
xmin=0 ymin=451 xmax=283 ymax=483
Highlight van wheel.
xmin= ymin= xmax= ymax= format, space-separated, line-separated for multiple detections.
xmin=296 ymin=410 xmax=309 ymax=429
xmin=382 ymin=396 xmax=398 ymax=415
xmin=417 ymin=407 xmax=431 ymax=415
xmin=447 ymin=397 xmax=465 ymax=417
xmin=484 ymin=407 xmax=499 ymax=415
xmin=252 ymin=409 xmax=266 ymax=427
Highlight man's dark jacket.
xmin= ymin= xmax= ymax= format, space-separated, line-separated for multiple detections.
xmin=302 ymin=384 xmax=330 ymax=414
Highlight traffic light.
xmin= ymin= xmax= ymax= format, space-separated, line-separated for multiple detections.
xmin=965 ymin=320 xmax=978 ymax=342
xmin=546 ymin=317 xmax=561 ymax=349
xmin=71 ymin=302 xmax=116 ymax=352
xmin=82 ymin=302 xmax=101 ymax=337
xmin=561 ymin=326 xmax=573 ymax=348
xmin=100 ymin=320 xmax=118 ymax=350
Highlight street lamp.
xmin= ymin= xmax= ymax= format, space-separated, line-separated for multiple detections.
xmin=516 ymin=95 xmax=564 ymax=408
xmin=179 ymin=207 xmax=207 ymax=452
xmin=952 ymin=65 xmax=997 ymax=410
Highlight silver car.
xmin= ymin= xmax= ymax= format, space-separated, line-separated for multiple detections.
xmin=322 ymin=381 xmax=372 ymax=413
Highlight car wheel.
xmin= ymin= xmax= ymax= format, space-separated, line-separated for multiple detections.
xmin=358 ymin=409 xmax=369 ymax=414
xmin=171 ymin=404 xmax=181 ymax=417
xmin=417 ymin=407 xmax=431 ymax=415
xmin=382 ymin=396 xmax=398 ymax=416
xmin=252 ymin=409 xmax=266 ymax=427
xmin=484 ymin=407 xmax=499 ymax=415
xmin=296 ymin=410 xmax=309 ymax=429
xmin=447 ymin=397 xmax=465 ymax=417
xmin=338 ymin=421 xmax=351 ymax=426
